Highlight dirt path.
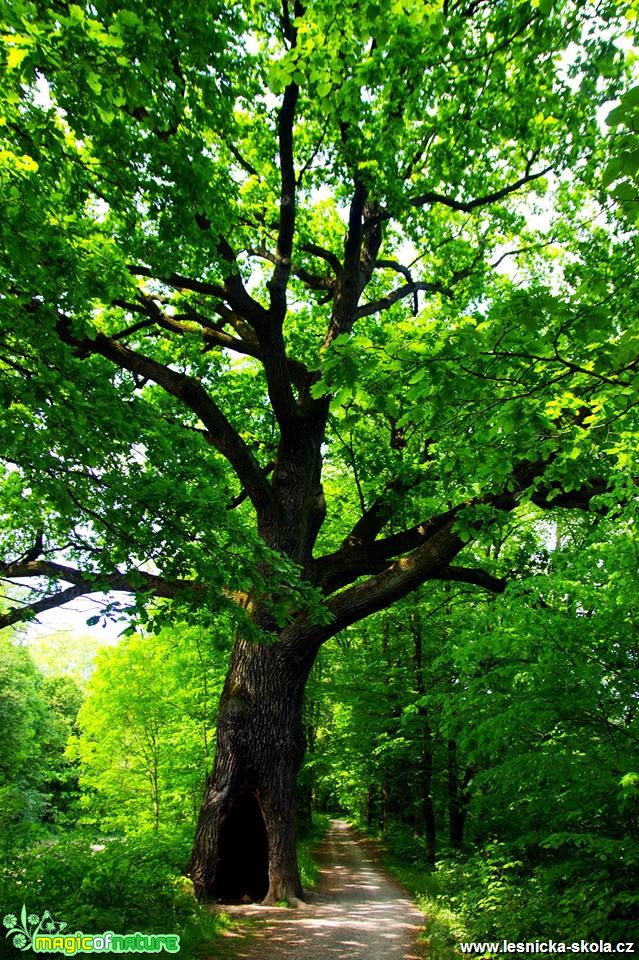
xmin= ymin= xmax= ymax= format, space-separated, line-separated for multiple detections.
xmin=212 ymin=819 xmax=424 ymax=960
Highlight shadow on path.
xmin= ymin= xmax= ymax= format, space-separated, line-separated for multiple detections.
xmin=211 ymin=819 xmax=424 ymax=960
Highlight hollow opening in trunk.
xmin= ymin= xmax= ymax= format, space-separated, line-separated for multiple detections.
xmin=216 ymin=788 xmax=269 ymax=902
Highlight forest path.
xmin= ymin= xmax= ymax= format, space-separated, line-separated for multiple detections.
xmin=212 ymin=819 xmax=425 ymax=960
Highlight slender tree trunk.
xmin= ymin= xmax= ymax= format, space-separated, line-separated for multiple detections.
xmin=411 ymin=614 xmax=436 ymax=864
xmin=367 ymin=782 xmax=378 ymax=829
xmin=421 ymin=718 xmax=437 ymax=865
xmin=381 ymin=775 xmax=390 ymax=832
xmin=152 ymin=764 xmax=159 ymax=832
xmin=297 ymin=667 xmax=319 ymax=829
xmin=448 ymin=740 xmax=473 ymax=849
xmin=188 ymin=632 xmax=315 ymax=904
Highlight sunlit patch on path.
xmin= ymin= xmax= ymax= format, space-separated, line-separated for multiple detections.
xmin=213 ymin=819 xmax=424 ymax=960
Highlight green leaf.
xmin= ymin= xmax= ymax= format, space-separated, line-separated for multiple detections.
xmin=5 ymin=45 xmax=29 ymax=69
xmin=606 ymin=104 xmax=628 ymax=126
xmin=621 ymin=84 xmax=639 ymax=108
xmin=117 ymin=9 xmax=141 ymax=27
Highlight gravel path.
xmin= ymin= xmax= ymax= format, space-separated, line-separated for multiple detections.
xmin=213 ymin=819 xmax=424 ymax=960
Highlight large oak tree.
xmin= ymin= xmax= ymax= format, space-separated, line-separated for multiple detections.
xmin=1 ymin=0 xmax=637 ymax=903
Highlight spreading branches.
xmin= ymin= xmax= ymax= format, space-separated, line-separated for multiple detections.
xmin=283 ymin=516 xmax=466 ymax=651
xmin=365 ymin=244 xmax=488 ymax=321
xmin=249 ymin=247 xmax=334 ymax=294
xmin=310 ymin=458 xmax=623 ymax=601
xmin=113 ymin=292 xmax=311 ymax=392
xmin=341 ymin=474 xmax=430 ymax=548
xmin=188 ymin=132 xmax=302 ymax=434
xmin=0 ymin=559 xmax=206 ymax=631
xmin=323 ymin=516 xmax=463 ymax=631
xmin=312 ymin=506 xmax=461 ymax=594
xmin=130 ymin=237 xmax=269 ymax=335
xmin=283 ymin=461 xmax=629 ymax=655
xmin=202 ymin=228 xmax=269 ymax=332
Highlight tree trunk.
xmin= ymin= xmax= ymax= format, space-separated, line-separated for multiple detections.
xmin=411 ymin=615 xmax=436 ymax=864
xmin=188 ymin=632 xmax=315 ymax=904
xmin=448 ymin=740 xmax=473 ymax=850
xmin=420 ymin=717 xmax=437 ymax=865
xmin=367 ymin=782 xmax=378 ymax=829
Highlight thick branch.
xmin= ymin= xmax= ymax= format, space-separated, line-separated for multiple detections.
xmin=282 ymin=517 xmax=465 ymax=651
xmin=373 ymin=166 xmax=552 ymax=224
xmin=286 ymin=466 xmax=622 ymax=654
xmin=205 ymin=231 xmax=270 ymax=331
xmin=409 ymin=166 xmax=552 ymax=214
xmin=490 ymin=476 xmax=620 ymax=514
xmin=135 ymin=222 xmax=270 ymax=334
xmin=249 ymin=247 xmax=334 ymax=293
xmin=322 ymin=469 xmax=618 ymax=626
xmin=312 ymin=462 xmax=620 ymax=597
xmin=324 ymin=518 xmax=464 ymax=632
xmin=434 ymin=566 xmax=507 ymax=593
xmin=127 ymin=265 xmax=226 ymax=298
xmin=356 ymin=279 xmax=447 ymax=319
xmin=0 ymin=582 xmax=102 ymax=629
xmin=323 ymin=185 xmax=385 ymax=348
xmin=196 ymin=215 xmax=300 ymax=435
xmin=343 ymin=179 xmax=368 ymax=275
xmin=374 ymin=259 xmax=414 ymax=283
xmin=0 ymin=560 xmax=205 ymax=631
xmin=342 ymin=473 xmax=434 ymax=548
xmin=117 ymin=293 xmax=311 ymax=393
xmin=312 ymin=507 xmax=460 ymax=594
xmin=269 ymin=82 xmax=299 ymax=321
xmin=321 ymin=180 xmax=368 ymax=347
xmin=56 ymin=319 xmax=277 ymax=517
xmin=300 ymin=242 xmax=342 ymax=274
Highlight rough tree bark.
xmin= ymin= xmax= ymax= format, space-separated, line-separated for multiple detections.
xmin=188 ymin=393 xmax=329 ymax=903
xmin=188 ymin=634 xmax=317 ymax=903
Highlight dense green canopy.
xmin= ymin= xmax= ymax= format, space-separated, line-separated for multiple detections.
xmin=1 ymin=0 xmax=637 ymax=635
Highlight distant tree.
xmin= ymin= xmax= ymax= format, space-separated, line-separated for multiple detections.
xmin=1 ymin=0 xmax=637 ymax=901
xmin=26 ymin=628 xmax=118 ymax=687
xmin=0 ymin=639 xmax=81 ymax=850
xmin=71 ymin=626 xmax=221 ymax=832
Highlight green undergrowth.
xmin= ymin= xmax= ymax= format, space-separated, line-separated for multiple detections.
xmin=0 ymin=827 xmax=233 ymax=960
xmin=297 ymin=812 xmax=330 ymax=890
